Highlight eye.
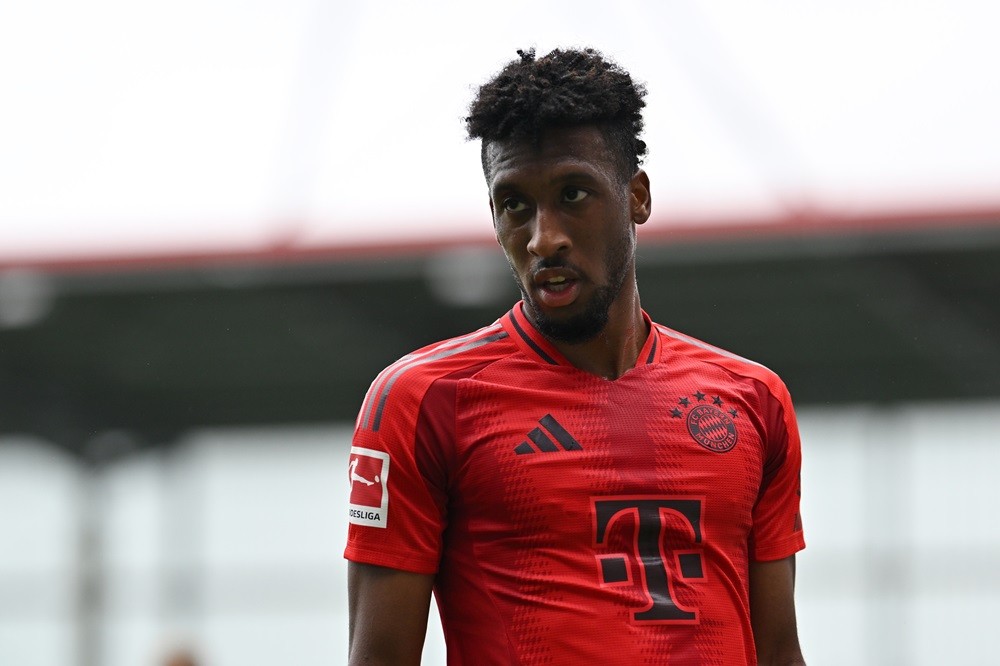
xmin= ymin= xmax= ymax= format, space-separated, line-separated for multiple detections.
xmin=502 ymin=197 xmax=528 ymax=213
xmin=563 ymin=187 xmax=589 ymax=203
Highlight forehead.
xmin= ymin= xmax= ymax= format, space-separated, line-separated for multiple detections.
xmin=484 ymin=125 xmax=618 ymax=188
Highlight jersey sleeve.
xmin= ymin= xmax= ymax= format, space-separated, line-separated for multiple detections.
xmin=749 ymin=376 xmax=806 ymax=561
xmin=343 ymin=369 xmax=455 ymax=575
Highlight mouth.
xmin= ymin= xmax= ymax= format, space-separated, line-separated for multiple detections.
xmin=531 ymin=268 xmax=582 ymax=308
xmin=542 ymin=275 xmax=573 ymax=291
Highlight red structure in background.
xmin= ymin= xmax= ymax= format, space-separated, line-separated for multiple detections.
xmin=2 ymin=203 xmax=999 ymax=274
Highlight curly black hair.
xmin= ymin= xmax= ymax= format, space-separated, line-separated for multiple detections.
xmin=466 ymin=47 xmax=647 ymax=182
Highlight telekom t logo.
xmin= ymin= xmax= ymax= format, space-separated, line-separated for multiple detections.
xmin=593 ymin=497 xmax=704 ymax=622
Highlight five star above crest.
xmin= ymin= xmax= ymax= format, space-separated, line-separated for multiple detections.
xmin=672 ymin=391 xmax=740 ymax=419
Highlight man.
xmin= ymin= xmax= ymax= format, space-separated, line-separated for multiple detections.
xmin=346 ymin=47 xmax=806 ymax=665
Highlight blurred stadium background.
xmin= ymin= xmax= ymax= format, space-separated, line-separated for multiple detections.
xmin=2 ymin=1 xmax=999 ymax=664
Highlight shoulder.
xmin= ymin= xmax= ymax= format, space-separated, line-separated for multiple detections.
xmin=652 ymin=322 xmax=793 ymax=406
xmin=355 ymin=321 xmax=514 ymax=434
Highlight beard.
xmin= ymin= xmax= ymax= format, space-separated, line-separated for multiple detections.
xmin=515 ymin=231 xmax=634 ymax=345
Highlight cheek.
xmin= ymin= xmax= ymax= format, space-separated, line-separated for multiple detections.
xmin=495 ymin=236 xmax=523 ymax=269
xmin=496 ymin=225 xmax=528 ymax=256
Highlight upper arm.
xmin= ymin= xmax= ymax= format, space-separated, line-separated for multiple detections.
xmin=348 ymin=561 xmax=435 ymax=666
xmin=749 ymin=555 xmax=805 ymax=665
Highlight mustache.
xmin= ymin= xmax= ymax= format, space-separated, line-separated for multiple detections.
xmin=533 ymin=257 xmax=578 ymax=272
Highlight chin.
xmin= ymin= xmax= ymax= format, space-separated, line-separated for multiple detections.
xmin=526 ymin=295 xmax=610 ymax=345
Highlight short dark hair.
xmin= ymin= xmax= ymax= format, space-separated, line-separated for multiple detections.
xmin=466 ymin=47 xmax=648 ymax=181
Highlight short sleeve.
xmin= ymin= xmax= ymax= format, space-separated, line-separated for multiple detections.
xmin=749 ymin=378 xmax=805 ymax=561
xmin=343 ymin=372 xmax=455 ymax=575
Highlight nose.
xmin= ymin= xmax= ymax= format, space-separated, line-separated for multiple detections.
xmin=526 ymin=206 xmax=571 ymax=258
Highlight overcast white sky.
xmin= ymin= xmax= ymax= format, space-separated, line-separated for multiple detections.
xmin=2 ymin=0 xmax=999 ymax=262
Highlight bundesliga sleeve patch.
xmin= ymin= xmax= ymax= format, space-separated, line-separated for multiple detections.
xmin=348 ymin=447 xmax=390 ymax=528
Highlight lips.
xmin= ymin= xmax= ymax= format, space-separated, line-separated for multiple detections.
xmin=532 ymin=267 xmax=582 ymax=308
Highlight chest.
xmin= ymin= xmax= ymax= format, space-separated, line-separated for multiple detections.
xmin=449 ymin=364 xmax=766 ymax=541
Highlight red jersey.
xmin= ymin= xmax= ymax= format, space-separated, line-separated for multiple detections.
xmin=345 ymin=302 xmax=805 ymax=665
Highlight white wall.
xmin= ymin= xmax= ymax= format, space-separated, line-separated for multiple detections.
xmin=0 ymin=439 xmax=79 ymax=666
xmin=1 ymin=402 xmax=998 ymax=665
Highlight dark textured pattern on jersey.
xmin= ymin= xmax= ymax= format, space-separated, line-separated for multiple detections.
xmin=463 ymin=364 xmax=564 ymax=664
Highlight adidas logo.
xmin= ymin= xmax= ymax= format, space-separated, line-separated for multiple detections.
xmin=514 ymin=414 xmax=583 ymax=454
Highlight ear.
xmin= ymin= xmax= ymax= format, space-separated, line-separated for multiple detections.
xmin=629 ymin=169 xmax=651 ymax=225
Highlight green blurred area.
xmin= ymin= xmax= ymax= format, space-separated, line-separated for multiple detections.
xmin=3 ymin=222 xmax=999 ymax=457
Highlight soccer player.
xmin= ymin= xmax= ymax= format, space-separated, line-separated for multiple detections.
xmin=345 ymin=47 xmax=806 ymax=665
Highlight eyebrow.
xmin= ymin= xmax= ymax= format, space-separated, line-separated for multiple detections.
xmin=490 ymin=169 xmax=602 ymax=195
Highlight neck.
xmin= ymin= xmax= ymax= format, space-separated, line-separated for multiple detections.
xmin=547 ymin=287 xmax=648 ymax=380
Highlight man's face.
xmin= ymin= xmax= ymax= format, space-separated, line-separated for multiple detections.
xmin=485 ymin=125 xmax=650 ymax=344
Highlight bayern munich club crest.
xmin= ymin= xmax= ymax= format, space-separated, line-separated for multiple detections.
xmin=670 ymin=390 xmax=739 ymax=453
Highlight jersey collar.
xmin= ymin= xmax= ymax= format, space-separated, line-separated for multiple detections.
xmin=501 ymin=301 xmax=661 ymax=368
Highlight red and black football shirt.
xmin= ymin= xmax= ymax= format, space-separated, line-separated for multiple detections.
xmin=346 ymin=302 xmax=805 ymax=665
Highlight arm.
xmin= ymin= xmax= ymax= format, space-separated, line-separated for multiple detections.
xmin=749 ymin=555 xmax=805 ymax=666
xmin=348 ymin=562 xmax=435 ymax=666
